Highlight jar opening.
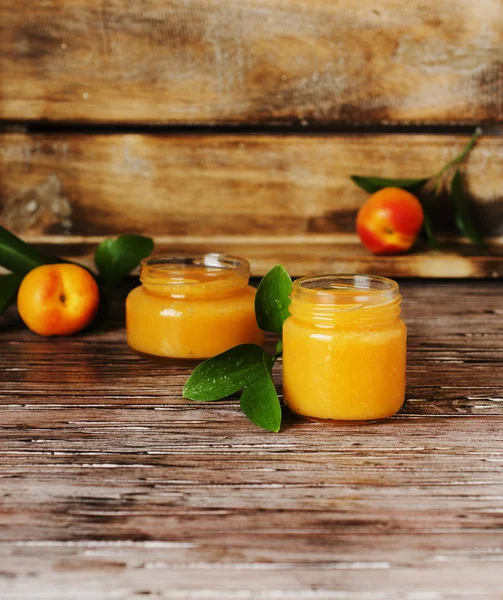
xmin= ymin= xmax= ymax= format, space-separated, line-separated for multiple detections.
xmin=140 ymin=253 xmax=250 ymax=298
xmin=289 ymin=274 xmax=401 ymax=327
xmin=293 ymin=274 xmax=399 ymax=310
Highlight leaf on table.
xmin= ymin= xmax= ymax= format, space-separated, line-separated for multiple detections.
xmin=183 ymin=344 xmax=265 ymax=401
xmin=0 ymin=273 xmax=23 ymax=316
xmin=255 ymin=264 xmax=292 ymax=334
xmin=451 ymin=170 xmax=486 ymax=248
xmin=95 ymin=235 xmax=154 ymax=285
xmin=240 ymin=353 xmax=281 ymax=433
xmin=0 ymin=225 xmax=54 ymax=275
xmin=350 ymin=176 xmax=429 ymax=194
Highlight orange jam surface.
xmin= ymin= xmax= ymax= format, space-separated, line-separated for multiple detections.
xmin=282 ymin=275 xmax=406 ymax=421
xmin=126 ymin=255 xmax=264 ymax=361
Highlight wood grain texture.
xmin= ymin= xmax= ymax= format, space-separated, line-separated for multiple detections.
xmin=2 ymin=133 xmax=501 ymax=238
xmin=27 ymin=237 xmax=503 ymax=279
xmin=0 ymin=280 xmax=503 ymax=598
xmin=1 ymin=132 xmax=502 ymax=277
xmin=0 ymin=0 xmax=502 ymax=124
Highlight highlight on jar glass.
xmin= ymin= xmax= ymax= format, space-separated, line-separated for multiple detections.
xmin=126 ymin=254 xmax=264 ymax=363
xmin=282 ymin=274 xmax=406 ymax=422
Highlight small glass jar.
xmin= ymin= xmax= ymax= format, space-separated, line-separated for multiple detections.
xmin=126 ymin=254 xmax=264 ymax=363
xmin=282 ymin=274 xmax=406 ymax=421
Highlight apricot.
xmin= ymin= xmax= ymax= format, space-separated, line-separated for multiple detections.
xmin=356 ymin=187 xmax=424 ymax=255
xmin=17 ymin=264 xmax=100 ymax=336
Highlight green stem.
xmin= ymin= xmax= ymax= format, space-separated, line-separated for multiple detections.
xmin=273 ymin=339 xmax=283 ymax=362
xmin=272 ymin=340 xmax=283 ymax=363
xmin=434 ymin=128 xmax=481 ymax=182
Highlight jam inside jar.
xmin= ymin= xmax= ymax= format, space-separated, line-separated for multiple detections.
xmin=126 ymin=253 xmax=264 ymax=364
xmin=282 ymin=274 xmax=406 ymax=421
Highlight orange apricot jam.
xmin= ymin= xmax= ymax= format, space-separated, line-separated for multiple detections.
xmin=126 ymin=254 xmax=264 ymax=362
xmin=282 ymin=274 xmax=406 ymax=421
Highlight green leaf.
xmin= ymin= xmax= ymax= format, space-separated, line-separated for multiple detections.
xmin=95 ymin=235 xmax=154 ymax=285
xmin=421 ymin=211 xmax=440 ymax=250
xmin=240 ymin=353 xmax=281 ymax=433
xmin=451 ymin=170 xmax=486 ymax=248
xmin=255 ymin=264 xmax=292 ymax=334
xmin=183 ymin=344 xmax=264 ymax=401
xmin=350 ymin=176 xmax=429 ymax=194
xmin=416 ymin=195 xmax=440 ymax=250
xmin=0 ymin=273 xmax=23 ymax=316
xmin=0 ymin=225 xmax=53 ymax=275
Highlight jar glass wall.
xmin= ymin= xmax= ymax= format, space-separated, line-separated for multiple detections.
xmin=126 ymin=254 xmax=264 ymax=363
xmin=282 ymin=274 xmax=406 ymax=421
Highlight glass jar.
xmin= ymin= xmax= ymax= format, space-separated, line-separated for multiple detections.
xmin=282 ymin=274 xmax=406 ymax=421
xmin=126 ymin=254 xmax=264 ymax=363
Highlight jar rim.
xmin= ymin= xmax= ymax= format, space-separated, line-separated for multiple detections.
xmin=139 ymin=253 xmax=251 ymax=296
xmin=292 ymin=274 xmax=399 ymax=307
xmin=141 ymin=252 xmax=250 ymax=282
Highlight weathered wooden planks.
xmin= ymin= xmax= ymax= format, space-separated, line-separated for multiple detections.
xmin=1 ymin=132 xmax=502 ymax=277
xmin=0 ymin=281 xmax=502 ymax=598
xmin=2 ymin=133 xmax=501 ymax=238
xmin=0 ymin=0 xmax=502 ymax=124
xmin=21 ymin=237 xmax=503 ymax=279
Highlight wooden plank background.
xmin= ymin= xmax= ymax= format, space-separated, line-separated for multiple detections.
xmin=2 ymin=133 xmax=503 ymax=238
xmin=0 ymin=0 xmax=502 ymax=275
xmin=1 ymin=0 xmax=502 ymax=124
xmin=1 ymin=280 xmax=503 ymax=598
xmin=0 ymin=132 xmax=502 ymax=277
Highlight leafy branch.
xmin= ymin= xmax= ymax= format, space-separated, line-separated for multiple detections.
xmin=351 ymin=129 xmax=484 ymax=249
xmin=0 ymin=225 xmax=153 ymax=319
xmin=183 ymin=264 xmax=293 ymax=433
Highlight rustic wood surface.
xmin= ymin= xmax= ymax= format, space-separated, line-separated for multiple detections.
xmin=0 ymin=280 xmax=502 ymax=599
xmin=3 ymin=133 xmax=502 ymax=238
xmin=29 ymin=238 xmax=503 ymax=280
xmin=1 ymin=0 xmax=502 ymax=124
xmin=1 ymin=132 xmax=502 ymax=277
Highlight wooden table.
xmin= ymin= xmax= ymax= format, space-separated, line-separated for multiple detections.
xmin=1 ymin=280 xmax=502 ymax=599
